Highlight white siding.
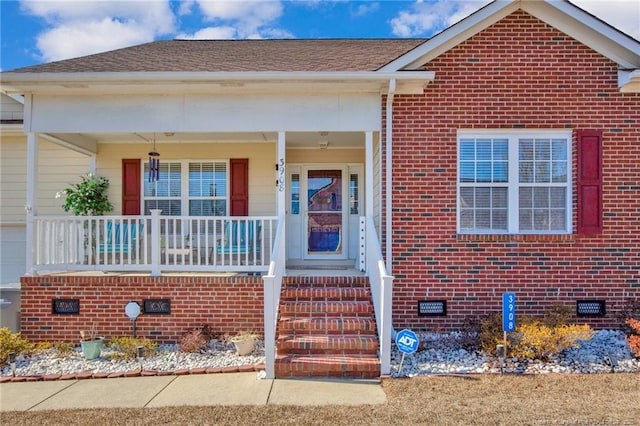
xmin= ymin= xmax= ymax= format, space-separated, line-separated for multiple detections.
xmin=0 ymin=135 xmax=90 ymax=221
xmin=97 ymin=142 xmax=277 ymax=215
xmin=0 ymin=94 xmax=24 ymax=121
xmin=0 ymin=131 xmax=89 ymax=284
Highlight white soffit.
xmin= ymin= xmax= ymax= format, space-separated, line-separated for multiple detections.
xmin=0 ymin=71 xmax=435 ymax=96
xmin=382 ymin=0 xmax=640 ymax=72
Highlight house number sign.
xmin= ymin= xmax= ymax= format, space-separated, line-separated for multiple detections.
xmin=502 ymin=293 xmax=516 ymax=332
xmin=277 ymin=158 xmax=285 ymax=192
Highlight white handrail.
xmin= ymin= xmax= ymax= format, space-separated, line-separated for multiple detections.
xmin=363 ymin=216 xmax=394 ymax=376
xmin=262 ymin=214 xmax=285 ymax=379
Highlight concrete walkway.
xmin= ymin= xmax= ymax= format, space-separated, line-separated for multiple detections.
xmin=0 ymin=373 xmax=387 ymax=411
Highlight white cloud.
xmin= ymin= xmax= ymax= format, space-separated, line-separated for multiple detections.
xmin=352 ymin=2 xmax=380 ymax=17
xmin=178 ymin=0 xmax=196 ymax=16
xmin=20 ymin=0 xmax=176 ymax=62
xmin=572 ymin=0 xmax=640 ymax=40
xmin=178 ymin=0 xmax=290 ymax=39
xmin=390 ymin=0 xmax=491 ymax=37
xmin=177 ymin=26 xmax=238 ymax=40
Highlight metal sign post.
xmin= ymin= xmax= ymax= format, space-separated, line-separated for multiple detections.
xmin=501 ymin=293 xmax=516 ymax=373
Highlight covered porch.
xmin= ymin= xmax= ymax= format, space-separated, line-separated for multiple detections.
xmin=14 ymin=75 xmax=417 ymax=379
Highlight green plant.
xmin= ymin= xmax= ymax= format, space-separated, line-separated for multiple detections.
xmin=108 ymin=336 xmax=157 ymax=360
xmin=625 ymin=318 xmax=640 ymax=358
xmin=510 ymin=321 xmax=593 ymax=360
xmin=57 ymin=173 xmax=113 ymax=216
xmin=0 ymin=327 xmax=34 ymax=366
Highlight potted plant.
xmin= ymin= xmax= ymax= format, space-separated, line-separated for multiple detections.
xmin=80 ymin=325 xmax=104 ymax=360
xmin=229 ymin=331 xmax=259 ymax=356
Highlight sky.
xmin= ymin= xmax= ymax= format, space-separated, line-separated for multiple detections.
xmin=1 ymin=0 xmax=639 ymax=72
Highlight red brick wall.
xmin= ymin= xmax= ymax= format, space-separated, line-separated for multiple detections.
xmin=388 ymin=11 xmax=640 ymax=331
xmin=20 ymin=275 xmax=264 ymax=343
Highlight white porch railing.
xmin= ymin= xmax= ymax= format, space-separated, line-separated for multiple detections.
xmin=262 ymin=215 xmax=286 ymax=379
xmin=361 ymin=216 xmax=394 ymax=376
xmin=33 ymin=211 xmax=277 ymax=274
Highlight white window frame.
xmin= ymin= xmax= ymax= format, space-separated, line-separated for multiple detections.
xmin=143 ymin=159 xmax=229 ymax=216
xmin=457 ymin=129 xmax=572 ymax=235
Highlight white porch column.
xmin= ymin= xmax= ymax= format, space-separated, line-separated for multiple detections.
xmin=25 ymin=132 xmax=38 ymax=275
xmin=365 ymin=131 xmax=374 ymax=218
xmin=276 ymin=131 xmax=286 ymax=216
xmin=89 ymin=155 xmax=96 ymax=174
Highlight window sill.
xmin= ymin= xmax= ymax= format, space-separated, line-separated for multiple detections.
xmin=457 ymin=234 xmax=575 ymax=243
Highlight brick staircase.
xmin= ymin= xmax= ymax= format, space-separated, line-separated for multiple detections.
xmin=275 ymin=276 xmax=380 ymax=378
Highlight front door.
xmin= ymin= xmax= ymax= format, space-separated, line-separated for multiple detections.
xmin=305 ymin=169 xmax=345 ymax=259
xmin=287 ymin=165 xmax=351 ymax=260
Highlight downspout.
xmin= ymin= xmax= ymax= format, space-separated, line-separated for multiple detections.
xmin=385 ymin=79 xmax=396 ymax=274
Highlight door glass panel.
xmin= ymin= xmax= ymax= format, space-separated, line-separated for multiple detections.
xmin=291 ymin=174 xmax=300 ymax=215
xmin=307 ymin=170 xmax=342 ymax=254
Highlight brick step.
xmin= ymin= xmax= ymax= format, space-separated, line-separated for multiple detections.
xmin=282 ymin=276 xmax=369 ymax=288
xmin=274 ymin=354 xmax=380 ymax=378
xmin=278 ymin=316 xmax=377 ymax=334
xmin=280 ymin=300 xmax=373 ymax=316
xmin=281 ymin=286 xmax=371 ymax=301
xmin=277 ymin=334 xmax=378 ymax=354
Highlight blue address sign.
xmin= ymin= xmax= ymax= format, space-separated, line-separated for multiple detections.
xmin=502 ymin=293 xmax=516 ymax=332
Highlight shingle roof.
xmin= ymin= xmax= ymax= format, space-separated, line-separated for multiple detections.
xmin=11 ymin=39 xmax=427 ymax=73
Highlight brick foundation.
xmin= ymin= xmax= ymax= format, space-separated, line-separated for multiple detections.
xmin=20 ymin=274 xmax=264 ymax=343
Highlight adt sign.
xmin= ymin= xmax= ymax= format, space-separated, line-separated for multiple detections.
xmin=502 ymin=293 xmax=516 ymax=332
xmin=395 ymin=329 xmax=419 ymax=354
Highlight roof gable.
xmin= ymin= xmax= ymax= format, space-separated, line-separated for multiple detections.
xmin=380 ymin=0 xmax=640 ymax=71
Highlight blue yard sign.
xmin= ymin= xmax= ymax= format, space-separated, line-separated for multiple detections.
xmin=396 ymin=329 xmax=419 ymax=354
xmin=502 ymin=293 xmax=516 ymax=332
xmin=395 ymin=329 xmax=419 ymax=375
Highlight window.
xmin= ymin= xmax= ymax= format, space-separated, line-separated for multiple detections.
xmin=458 ymin=131 xmax=571 ymax=234
xmin=143 ymin=160 xmax=228 ymax=216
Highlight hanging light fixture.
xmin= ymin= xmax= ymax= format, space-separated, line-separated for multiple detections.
xmin=148 ymin=133 xmax=160 ymax=182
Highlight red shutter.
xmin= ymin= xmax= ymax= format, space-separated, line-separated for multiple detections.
xmin=122 ymin=159 xmax=141 ymax=215
xmin=577 ymin=130 xmax=603 ymax=234
xmin=230 ymin=159 xmax=249 ymax=216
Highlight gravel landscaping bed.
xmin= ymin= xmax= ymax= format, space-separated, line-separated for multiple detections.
xmin=2 ymin=330 xmax=638 ymax=381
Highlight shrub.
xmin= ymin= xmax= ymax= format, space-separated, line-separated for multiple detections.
xmin=108 ymin=336 xmax=157 ymax=360
xmin=479 ymin=313 xmax=504 ymax=356
xmin=542 ymin=303 xmax=573 ymax=328
xmin=617 ymin=298 xmax=640 ymax=335
xmin=53 ymin=342 xmax=76 ymax=357
xmin=179 ymin=329 xmax=208 ymax=353
xmin=626 ymin=318 xmax=640 ymax=358
xmin=477 ymin=307 xmax=592 ymax=360
xmin=57 ymin=173 xmax=113 ymax=216
xmin=510 ymin=321 xmax=593 ymax=360
xmin=0 ymin=327 xmax=34 ymax=366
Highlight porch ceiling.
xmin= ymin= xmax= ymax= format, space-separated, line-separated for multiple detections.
xmin=48 ymin=131 xmax=367 ymax=150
